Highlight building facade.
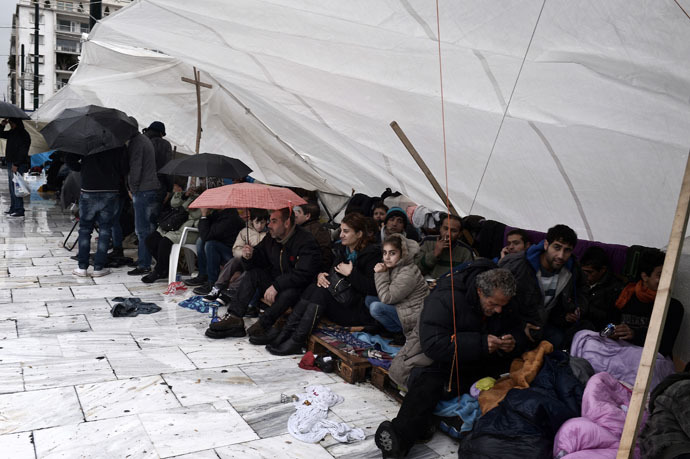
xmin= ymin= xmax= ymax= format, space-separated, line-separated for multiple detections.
xmin=6 ymin=0 xmax=131 ymax=111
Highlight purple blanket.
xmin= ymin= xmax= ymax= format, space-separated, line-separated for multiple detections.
xmin=570 ymin=330 xmax=675 ymax=391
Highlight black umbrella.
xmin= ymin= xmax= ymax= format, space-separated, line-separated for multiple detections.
xmin=0 ymin=101 xmax=31 ymax=120
xmin=158 ymin=153 xmax=252 ymax=180
xmin=40 ymin=105 xmax=138 ymax=156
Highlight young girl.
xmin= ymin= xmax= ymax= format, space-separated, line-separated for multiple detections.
xmin=371 ymin=233 xmax=429 ymax=341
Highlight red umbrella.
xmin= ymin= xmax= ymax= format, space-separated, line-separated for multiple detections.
xmin=188 ymin=182 xmax=307 ymax=210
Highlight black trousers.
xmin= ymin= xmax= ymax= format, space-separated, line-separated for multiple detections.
xmin=228 ymin=268 xmax=302 ymax=329
xmin=145 ymin=231 xmax=173 ymax=276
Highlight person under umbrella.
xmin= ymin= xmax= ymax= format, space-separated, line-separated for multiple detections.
xmin=1 ymin=118 xmax=31 ymax=218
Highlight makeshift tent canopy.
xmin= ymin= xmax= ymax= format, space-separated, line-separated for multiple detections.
xmin=33 ymin=0 xmax=690 ymax=250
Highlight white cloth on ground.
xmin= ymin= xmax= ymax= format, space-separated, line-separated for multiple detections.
xmin=287 ymin=385 xmax=366 ymax=444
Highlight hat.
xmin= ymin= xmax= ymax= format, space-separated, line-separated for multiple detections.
xmin=384 ymin=207 xmax=408 ymax=228
xmin=145 ymin=121 xmax=166 ymax=136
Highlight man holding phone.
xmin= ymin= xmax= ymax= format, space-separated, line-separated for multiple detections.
xmin=416 ymin=214 xmax=474 ymax=279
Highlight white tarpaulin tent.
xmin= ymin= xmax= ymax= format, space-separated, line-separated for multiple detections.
xmin=33 ymin=1 xmax=690 ymax=357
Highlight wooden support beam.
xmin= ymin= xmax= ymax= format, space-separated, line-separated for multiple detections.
xmin=181 ymin=67 xmax=213 ymax=155
xmin=617 ymin=148 xmax=690 ymax=458
xmin=390 ymin=121 xmax=460 ymax=217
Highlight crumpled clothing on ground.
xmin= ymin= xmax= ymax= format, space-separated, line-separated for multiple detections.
xmin=434 ymin=394 xmax=481 ymax=432
xmin=164 ymin=281 xmax=187 ymax=295
xmin=287 ymin=385 xmax=365 ymax=444
xmin=110 ymin=297 xmax=161 ymax=317
xmin=178 ymin=295 xmax=211 ymax=314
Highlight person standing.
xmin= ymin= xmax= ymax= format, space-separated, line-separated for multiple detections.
xmin=65 ymin=147 xmax=128 ymax=277
xmin=143 ymin=121 xmax=173 ymax=205
xmin=126 ymin=121 xmax=160 ymax=276
xmin=0 ymin=118 xmax=31 ymax=218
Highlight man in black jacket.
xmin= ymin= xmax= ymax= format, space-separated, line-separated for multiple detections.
xmin=185 ymin=207 xmax=245 ymax=293
xmin=375 ymin=261 xmax=523 ymax=457
xmin=205 ymin=207 xmax=321 ymax=343
xmin=1 ymin=118 xmax=31 ymax=218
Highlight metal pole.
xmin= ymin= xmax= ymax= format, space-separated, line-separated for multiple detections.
xmin=33 ymin=0 xmax=39 ymax=110
xmin=20 ymin=44 xmax=25 ymax=110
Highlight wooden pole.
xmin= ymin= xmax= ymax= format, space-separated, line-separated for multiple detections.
xmin=181 ymin=67 xmax=212 ymax=155
xmin=617 ymin=148 xmax=690 ymax=458
xmin=390 ymin=121 xmax=460 ymax=216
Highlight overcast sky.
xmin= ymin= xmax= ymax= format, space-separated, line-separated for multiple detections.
xmin=0 ymin=1 xmax=18 ymax=101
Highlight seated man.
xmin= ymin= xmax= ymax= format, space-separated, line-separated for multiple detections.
xmin=499 ymin=224 xmax=588 ymax=350
xmin=294 ymin=201 xmax=334 ymax=271
xmin=185 ymin=207 xmax=245 ymax=294
xmin=580 ymin=246 xmax=624 ymax=330
xmin=612 ymin=249 xmax=683 ymax=357
xmin=206 ymin=208 xmax=321 ymax=343
xmin=376 ymin=262 xmax=523 ymax=457
xmin=379 ymin=207 xmax=421 ymax=242
xmin=416 ymin=214 xmax=474 ymax=279
xmin=498 ymin=228 xmax=531 ymax=261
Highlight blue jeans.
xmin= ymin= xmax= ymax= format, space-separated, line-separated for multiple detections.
xmin=7 ymin=162 xmax=29 ymax=214
xmin=196 ymin=238 xmax=234 ymax=284
xmin=110 ymin=195 xmax=127 ymax=249
xmin=366 ymin=295 xmax=403 ymax=333
xmin=77 ymin=192 xmax=119 ymax=270
xmin=132 ymin=190 xmax=160 ymax=269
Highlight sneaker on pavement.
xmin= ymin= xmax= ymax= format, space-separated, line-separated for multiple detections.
xmin=72 ymin=268 xmax=89 ymax=277
xmin=128 ymin=267 xmax=151 ymax=276
xmin=184 ymin=275 xmax=208 ymax=286
xmin=141 ymin=271 xmax=164 ymax=283
xmin=192 ymin=283 xmax=212 ymax=296
xmin=205 ymin=327 xmax=247 ymax=339
xmin=202 ymin=286 xmax=221 ymax=303
xmin=375 ymin=421 xmax=408 ymax=458
xmin=8 ymin=212 xmax=25 ymax=218
xmin=92 ymin=268 xmax=111 ymax=277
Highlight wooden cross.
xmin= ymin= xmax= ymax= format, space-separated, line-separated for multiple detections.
xmin=181 ymin=66 xmax=213 ymax=154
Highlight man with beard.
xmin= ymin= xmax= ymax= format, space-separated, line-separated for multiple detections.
xmin=499 ymin=224 xmax=588 ymax=349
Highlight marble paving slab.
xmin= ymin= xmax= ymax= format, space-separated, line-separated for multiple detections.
xmin=45 ymin=298 xmax=111 ymax=316
xmin=0 ymin=363 xmax=24 ymax=394
xmin=84 ymin=313 xmax=162 ymax=333
xmin=31 ymin=255 xmax=73 ymax=266
xmin=0 ymin=258 xmax=33 ymax=268
xmin=71 ymin=284 xmax=132 ymax=300
xmin=0 ymin=432 xmax=36 ymax=459
xmin=56 ymin=331 xmax=140 ymax=357
xmin=0 ymin=301 xmax=48 ymax=320
xmin=22 ymin=355 xmax=116 ymax=390
xmin=39 ymin=274 xmax=94 ymax=287
xmin=0 ymin=319 xmax=17 ymax=340
xmin=326 ymin=382 xmax=401 ymax=423
xmin=0 ymin=289 xmax=12 ymax=304
xmin=130 ymin=324 xmax=211 ymax=348
xmin=180 ymin=339 xmax=286 ymax=369
xmin=0 ymin=277 xmax=39 ymax=289
xmin=77 ymin=375 xmax=181 ymax=421
xmin=162 ymin=366 xmax=264 ymax=406
xmin=33 ymin=416 xmax=158 ymax=459
xmin=0 ymin=386 xmax=83 ymax=434
xmin=91 ymin=271 xmax=141 ymax=285
xmin=215 ymin=433 xmax=334 ymax=459
xmin=168 ymin=450 xmax=218 ymax=459
xmin=11 ymin=286 xmax=74 ymax=303
xmin=126 ymin=283 xmax=170 ymax=296
xmin=0 ymin=244 xmax=27 ymax=250
xmin=17 ymin=314 xmax=90 ymax=337
xmin=106 ymin=347 xmax=196 ymax=379
xmin=239 ymin=357 xmax=338 ymax=394
xmin=138 ymin=401 xmax=259 ymax=457
xmin=230 ymin=390 xmax=298 ymax=438
xmin=3 ymin=249 xmax=54 ymax=259
xmin=8 ymin=266 xmax=63 ymax=278
xmin=0 ymin=336 xmax=63 ymax=364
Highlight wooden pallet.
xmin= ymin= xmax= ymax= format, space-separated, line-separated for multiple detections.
xmin=370 ymin=366 xmax=404 ymax=403
xmin=307 ymin=333 xmax=371 ymax=384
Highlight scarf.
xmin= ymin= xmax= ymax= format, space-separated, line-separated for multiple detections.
xmin=345 ymin=247 xmax=357 ymax=263
xmin=615 ymin=280 xmax=657 ymax=309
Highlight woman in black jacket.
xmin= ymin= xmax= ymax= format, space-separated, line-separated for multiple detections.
xmin=1 ymin=118 xmax=31 ymax=217
xmin=266 ymin=212 xmax=380 ymax=355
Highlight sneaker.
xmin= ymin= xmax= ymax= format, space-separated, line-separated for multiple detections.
xmin=184 ymin=274 xmax=208 ymax=286
xmin=92 ymin=268 xmax=111 ymax=277
xmin=205 ymin=327 xmax=246 ymax=339
xmin=128 ymin=267 xmax=151 ymax=276
xmin=4 ymin=209 xmax=13 ymax=215
xmin=8 ymin=212 xmax=25 ymax=218
xmin=202 ymin=286 xmax=221 ymax=303
xmin=208 ymin=312 xmax=244 ymax=331
xmin=192 ymin=283 xmax=212 ymax=296
xmin=375 ymin=421 xmax=408 ymax=458
xmin=72 ymin=268 xmax=89 ymax=277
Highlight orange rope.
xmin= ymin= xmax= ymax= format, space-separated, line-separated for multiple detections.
xmin=434 ymin=0 xmax=461 ymax=400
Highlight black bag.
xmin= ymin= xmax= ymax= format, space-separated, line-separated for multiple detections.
xmin=158 ymin=206 xmax=189 ymax=232
xmin=327 ymin=268 xmax=352 ymax=304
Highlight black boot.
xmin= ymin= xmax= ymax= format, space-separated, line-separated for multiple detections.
xmin=266 ymin=302 xmax=322 ymax=355
xmin=268 ymin=298 xmax=310 ymax=347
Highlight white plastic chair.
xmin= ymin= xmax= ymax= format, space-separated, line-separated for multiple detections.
xmin=168 ymin=226 xmax=199 ymax=284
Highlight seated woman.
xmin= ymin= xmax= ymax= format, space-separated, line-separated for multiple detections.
xmin=141 ymin=182 xmax=202 ymax=283
xmin=265 ymin=212 xmax=380 ymax=356
xmin=203 ymin=209 xmax=269 ymax=303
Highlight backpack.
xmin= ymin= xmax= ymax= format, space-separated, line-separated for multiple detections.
xmin=158 ymin=206 xmax=189 ymax=232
